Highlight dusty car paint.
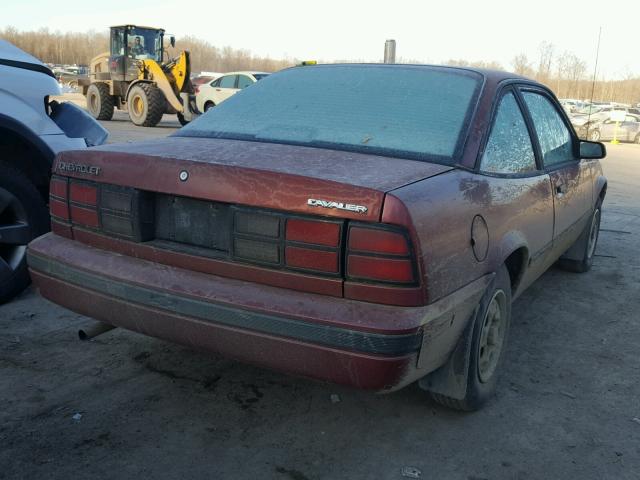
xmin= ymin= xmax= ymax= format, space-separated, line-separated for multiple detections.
xmin=27 ymin=66 xmax=607 ymax=392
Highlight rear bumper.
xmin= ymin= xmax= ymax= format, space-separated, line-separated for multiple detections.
xmin=28 ymin=233 xmax=490 ymax=391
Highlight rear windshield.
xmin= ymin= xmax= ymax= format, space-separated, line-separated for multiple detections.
xmin=177 ymin=65 xmax=482 ymax=163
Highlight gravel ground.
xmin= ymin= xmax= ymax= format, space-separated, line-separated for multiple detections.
xmin=0 ymin=101 xmax=639 ymax=479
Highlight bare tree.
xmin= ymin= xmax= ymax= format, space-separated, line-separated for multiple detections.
xmin=512 ymin=53 xmax=534 ymax=77
xmin=536 ymin=41 xmax=555 ymax=84
xmin=0 ymin=26 xmax=296 ymax=73
xmin=444 ymin=59 xmax=504 ymax=70
xmin=2 ymin=26 xmax=639 ymax=104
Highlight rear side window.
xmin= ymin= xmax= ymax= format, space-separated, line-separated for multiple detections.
xmin=237 ymin=75 xmax=253 ymax=89
xmin=481 ymin=92 xmax=536 ymax=174
xmin=522 ymin=92 xmax=575 ymax=166
xmin=219 ymin=75 xmax=237 ymax=88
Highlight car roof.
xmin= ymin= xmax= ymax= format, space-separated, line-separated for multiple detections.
xmin=291 ymin=63 xmax=533 ymax=84
xmin=222 ymin=71 xmax=270 ymax=76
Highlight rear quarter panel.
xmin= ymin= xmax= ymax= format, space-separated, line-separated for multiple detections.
xmin=391 ymin=168 xmax=555 ymax=302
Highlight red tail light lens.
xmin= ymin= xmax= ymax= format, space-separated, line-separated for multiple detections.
xmin=49 ymin=176 xmax=69 ymax=221
xmin=50 ymin=198 xmax=69 ymax=220
xmin=70 ymin=205 xmax=99 ymax=227
xmin=70 ymin=183 xmax=98 ymax=205
xmin=50 ymin=176 xmax=68 ymax=199
xmin=50 ymin=176 xmax=100 ymax=229
xmin=347 ymin=255 xmax=414 ymax=283
xmin=286 ymin=219 xmax=340 ymax=247
xmin=346 ymin=225 xmax=416 ymax=284
xmin=349 ymin=227 xmax=409 ymax=255
xmin=284 ymin=218 xmax=342 ymax=274
xmin=69 ymin=180 xmax=99 ymax=228
xmin=286 ymin=246 xmax=338 ymax=273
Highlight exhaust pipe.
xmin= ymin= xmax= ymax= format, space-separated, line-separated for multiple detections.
xmin=78 ymin=322 xmax=116 ymax=341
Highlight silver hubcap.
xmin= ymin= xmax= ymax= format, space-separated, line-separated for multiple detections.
xmin=0 ymin=187 xmax=30 ymax=281
xmin=477 ymin=290 xmax=507 ymax=383
xmin=587 ymin=208 xmax=601 ymax=259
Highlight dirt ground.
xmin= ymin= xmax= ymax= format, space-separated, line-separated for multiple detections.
xmin=1 ymin=106 xmax=639 ymax=479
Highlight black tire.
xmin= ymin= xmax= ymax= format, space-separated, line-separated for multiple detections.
xmin=86 ymin=82 xmax=114 ymax=120
xmin=177 ymin=113 xmax=189 ymax=126
xmin=127 ymin=83 xmax=165 ymax=127
xmin=558 ymin=201 xmax=602 ymax=273
xmin=588 ymin=129 xmax=601 ymax=142
xmin=430 ymin=265 xmax=512 ymax=411
xmin=0 ymin=161 xmax=49 ymax=304
xmin=204 ymin=101 xmax=215 ymax=112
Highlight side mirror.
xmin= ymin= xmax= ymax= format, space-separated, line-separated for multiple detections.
xmin=580 ymin=140 xmax=606 ymax=160
xmin=170 ymin=36 xmax=176 ymax=48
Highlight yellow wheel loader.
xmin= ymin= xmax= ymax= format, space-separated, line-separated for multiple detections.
xmin=79 ymin=25 xmax=197 ymax=127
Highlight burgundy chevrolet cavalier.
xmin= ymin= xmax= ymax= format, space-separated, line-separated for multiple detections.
xmin=28 ymin=64 xmax=607 ymax=410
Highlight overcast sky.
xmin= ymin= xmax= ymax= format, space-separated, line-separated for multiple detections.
xmin=3 ymin=0 xmax=639 ymax=78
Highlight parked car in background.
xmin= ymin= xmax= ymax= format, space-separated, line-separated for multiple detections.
xmin=191 ymin=73 xmax=222 ymax=92
xmin=53 ymin=67 xmax=80 ymax=88
xmin=570 ymin=105 xmax=628 ymax=139
xmin=0 ymin=40 xmax=107 ymax=303
xmin=195 ymin=71 xmax=269 ymax=112
xmin=29 ymin=64 xmax=606 ymax=411
xmin=559 ymin=98 xmax=587 ymax=114
xmin=585 ymin=114 xmax=640 ymax=143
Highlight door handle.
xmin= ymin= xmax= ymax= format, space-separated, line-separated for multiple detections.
xmin=215 ymin=88 xmax=221 ymax=91
xmin=556 ymin=183 xmax=567 ymax=196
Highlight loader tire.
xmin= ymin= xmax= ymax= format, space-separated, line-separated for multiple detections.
xmin=127 ymin=83 xmax=165 ymax=127
xmin=86 ymin=83 xmax=114 ymax=121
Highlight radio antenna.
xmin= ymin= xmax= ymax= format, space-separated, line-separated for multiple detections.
xmin=586 ymin=27 xmax=602 ymax=139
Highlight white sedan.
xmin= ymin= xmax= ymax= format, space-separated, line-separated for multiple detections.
xmin=195 ymin=71 xmax=269 ymax=113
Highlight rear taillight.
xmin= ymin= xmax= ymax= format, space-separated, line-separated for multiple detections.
xmin=49 ymin=176 xmax=153 ymax=241
xmin=49 ymin=176 xmax=422 ymax=304
xmin=284 ymin=218 xmax=342 ymax=274
xmin=49 ymin=176 xmax=70 ymax=221
xmin=346 ymin=225 xmax=416 ymax=284
xmin=69 ymin=182 xmax=99 ymax=228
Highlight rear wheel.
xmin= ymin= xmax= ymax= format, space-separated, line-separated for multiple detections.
xmin=588 ymin=129 xmax=601 ymax=141
xmin=0 ymin=161 xmax=49 ymax=304
xmin=127 ymin=83 xmax=165 ymax=127
xmin=428 ymin=265 xmax=511 ymax=411
xmin=558 ymin=201 xmax=601 ymax=273
xmin=204 ymin=101 xmax=215 ymax=112
xmin=86 ymin=83 xmax=114 ymax=120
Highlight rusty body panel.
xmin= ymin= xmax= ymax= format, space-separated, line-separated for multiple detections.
xmin=27 ymin=65 xmax=607 ymax=392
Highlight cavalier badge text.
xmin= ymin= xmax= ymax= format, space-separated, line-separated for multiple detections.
xmin=307 ymin=198 xmax=368 ymax=214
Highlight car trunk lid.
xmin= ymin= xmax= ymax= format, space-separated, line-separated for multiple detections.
xmin=56 ymin=137 xmax=453 ymax=222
